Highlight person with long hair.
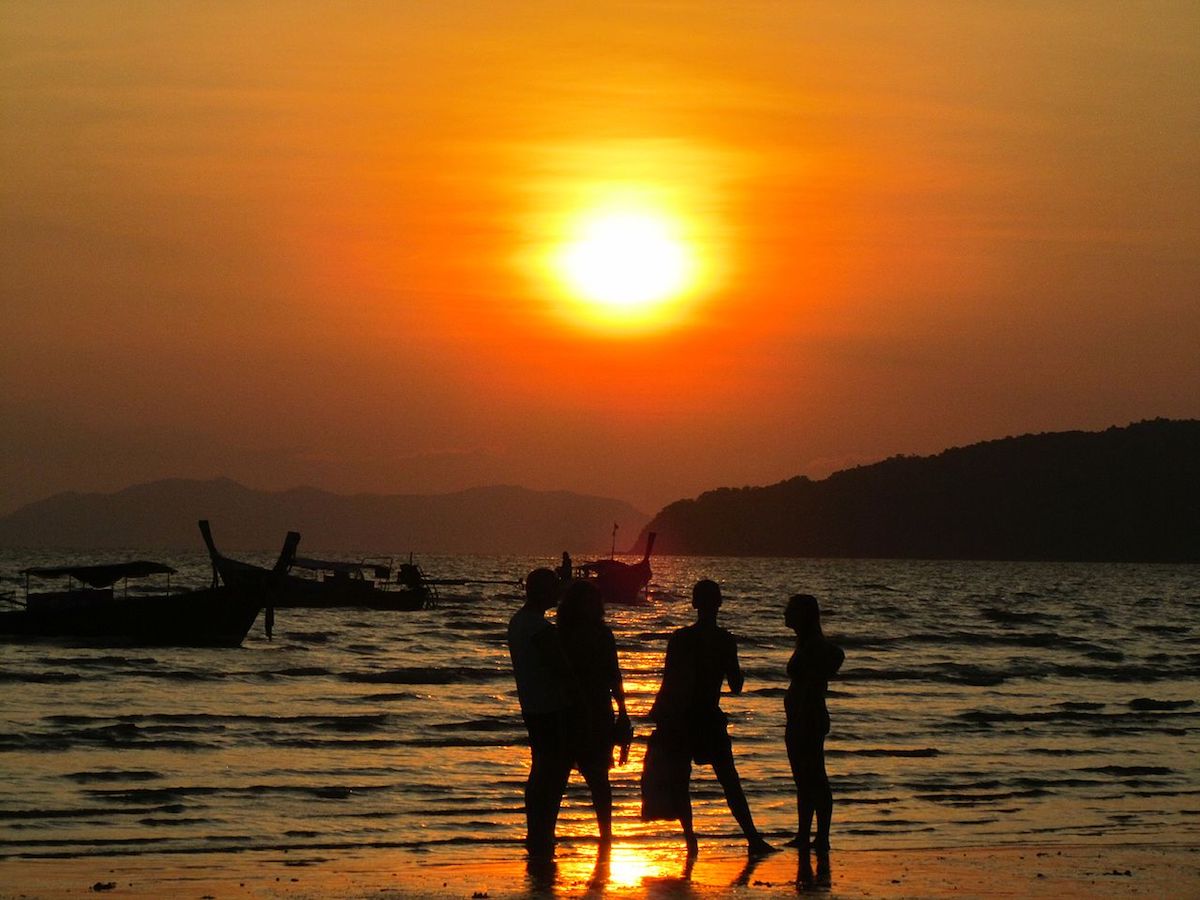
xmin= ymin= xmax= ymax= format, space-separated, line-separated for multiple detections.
xmin=557 ymin=578 xmax=631 ymax=847
xmin=783 ymin=593 xmax=845 ymax=853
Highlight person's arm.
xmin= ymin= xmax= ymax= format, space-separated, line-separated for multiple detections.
xmin=725 ymin=632 xmax=744 ymax=695
xmin=827 ymin=642 xmax=846 ymax=678
xmin=607 ymin=631 xmax=628 ymax=717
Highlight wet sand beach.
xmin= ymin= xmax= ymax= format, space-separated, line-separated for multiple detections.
xmin=2 ymin=840 xmax=1198 ymax=898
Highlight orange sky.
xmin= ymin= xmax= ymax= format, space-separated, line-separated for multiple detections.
xmin=2 ymin=2 xmax=1198 ymax=516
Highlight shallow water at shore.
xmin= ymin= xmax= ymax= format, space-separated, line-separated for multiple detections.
xmin=0 ymin=554 xmax=1197 ymax=863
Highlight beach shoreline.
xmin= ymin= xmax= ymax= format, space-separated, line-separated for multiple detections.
xmin=3 ymin=840 xmax=1197 ymax=898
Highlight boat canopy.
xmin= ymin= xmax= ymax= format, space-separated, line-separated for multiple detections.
xmin=20 ymin=561 xmax=177 ymax=589
xmin=292 ymin=557 xmax=390 ymax=579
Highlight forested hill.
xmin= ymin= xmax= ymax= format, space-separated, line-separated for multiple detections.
xmin=637 ymin=420 xmax=1200 ymax=562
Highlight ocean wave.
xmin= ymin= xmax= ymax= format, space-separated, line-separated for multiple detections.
xmin=827 ymin=748 xmax=939 ymax=758
xmin=355 ymin=691 xmax=420 ymax=703
xmin=1079 ymin=765 xmax=1174 ymax=776
xmin=341 ymin=666 xmax=505 ymax=685
xmin=429 ymin=717 xmax=518 ymax=734
xmin=65 ymin=770 xmax=164 ymax=783
xmin=1051 ymin=662 xmax=1200 ymax=681
xmin=979 ymin=607 xmax=1054 ymax=624
xmin=1128 ymin=698 xmax=1193 ymax=711
xmin=279 ymin=631 xmax=336 ymax=643
xmin=139 ymin=817 xmax=214 ymax=827
xmin=85 ymin=784 xmax=392 ymax=804
xmin=34 ymin=655 xmax=160 ymax=667
xmin=1135 ymin=624 xmax=1191 ymax=635
xmin=0 ymin=803 xmax=188 ymax=820
xmin=0 ymin=670 xmax=81 ymax=684
xmin=844 ymin=665 xmax=1007 ymax=686
xmin=915 ymin=788 xmax=1053 ymax=805
xmin=0 ymin=728 xmax=203 ymax=752
xmin=950 ymin=707 xmax=1197 ymax=728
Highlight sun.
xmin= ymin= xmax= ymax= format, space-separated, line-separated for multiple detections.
xmin=552 ymin=204 xmax=698 ymax=330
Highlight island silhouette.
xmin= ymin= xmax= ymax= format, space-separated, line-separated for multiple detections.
xmin=1 ymin=420 xmax=1195 ymax=561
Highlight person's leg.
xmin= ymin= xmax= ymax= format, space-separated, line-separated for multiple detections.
xmin=785 ymin=729 xmax=815 ymax=848
xmin=711 ymin=752 xmax=774 ymax=853
xmin=680 ymin=793 xmax=698 ymax=857
xmin=579 ymin=758 xmax=613 ymax=843
xmin=525 ymin=713 xmax=571 ymax=854
xmin=811 ymin=736 xmax=833 ymax=851
xmin=526 ymin=743 xmax=556 ymax=852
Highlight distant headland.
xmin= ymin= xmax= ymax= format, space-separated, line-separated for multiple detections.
xmin=0 ymin=480 xmax=648 ymax=555
xmin=2 ymin=420 xmax=1196 ymax=561
xmin=634 ymin=419 xmax=1199 ymax=563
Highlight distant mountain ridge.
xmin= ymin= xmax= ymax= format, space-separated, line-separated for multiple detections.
xmin=635 ymin=420 xmax=1200 ymax=562
xmin=0 ymin=479 xmax=648 ymax=555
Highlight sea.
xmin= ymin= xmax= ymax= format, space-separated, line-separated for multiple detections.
xmin=0 ymin=552 xmax=1197 ymax=870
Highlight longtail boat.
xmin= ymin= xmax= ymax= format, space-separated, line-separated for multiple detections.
xmin=579 ymin=531 xmax=656 ymax=606
xmin=200 ymin=520 xmax=434 ymax=611
xmin=0 ymin=543 xmax=294 ymax=647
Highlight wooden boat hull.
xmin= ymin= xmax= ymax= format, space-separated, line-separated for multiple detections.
xmin=270 ymin=577 xmax=429 ymax=610
xmin=579 ymin=532 xmax=656 ymax=606
xmin=198 ymin=520 xmax=430 ymax=612
xmin=584 ymin=560 xmax=652 ymax=606
xmin=0 ymin=587 xmax=262 ymax=647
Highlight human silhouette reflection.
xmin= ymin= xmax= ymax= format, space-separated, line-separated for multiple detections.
xmin=525 ymin=853 xmax=558 ymax=895
xmin=508 ymin=568 xmax=572 ymax=857
xmin=558 ymin=578 xmax=631 ymax=846
xmin=795 ymin=848 xmax=832 ymax=892
xmin=783 ymin=594 xmax=845 ymax=853
xmin=731 ymin=851 xmax=767 ymax=886
xmin=641 ymin=579 xmax=776 ymax=857
xmin=640 ymin=853 xmax=698 ymax=897
xmin=585 ymin=843 xmax=611 ymax=895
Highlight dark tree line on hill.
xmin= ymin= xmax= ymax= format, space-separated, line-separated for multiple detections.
xmin=637 ymin=420 xmax=1200 ymax=562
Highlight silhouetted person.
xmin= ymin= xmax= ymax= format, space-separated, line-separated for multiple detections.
xmin=508 ymin=567 xmax=572 ymax=856
xmin=558 ymin=551 xmax=573 ymax=582
xmin=557 ymin=578 xmax=631 ymax=847
xmin=641 ymin=579 xmax=775 ymax=857
xmin=783 ymin=593 xmax=844 ymax=853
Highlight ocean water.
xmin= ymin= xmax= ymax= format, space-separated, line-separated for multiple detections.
xmin=0 ymin=553 xmax=1197 ymax=866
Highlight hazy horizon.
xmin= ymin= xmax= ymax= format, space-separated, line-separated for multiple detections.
xmin=4 ymin=3 xmax=1198 ymax=516
xmin=4 ymin=417 xmax=1191 ymax=523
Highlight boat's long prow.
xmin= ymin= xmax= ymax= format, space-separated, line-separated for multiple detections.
xmin=199 ymin=519 xmax=300 ymax=588
xmin=641 ymin=531 xmax=657 ymax=564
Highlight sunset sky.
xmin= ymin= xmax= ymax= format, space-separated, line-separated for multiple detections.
xmin=3 ymin=2 xmax=1198 ymax=516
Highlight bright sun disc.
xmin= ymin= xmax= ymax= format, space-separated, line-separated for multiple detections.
xmin=555 ymin=209 xmax=694 ymax=322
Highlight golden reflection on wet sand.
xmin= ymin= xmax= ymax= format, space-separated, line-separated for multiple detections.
xmin=542 ymin=838 xmax=808 ymax=897
xmin=554 ymin=841 xmax=694 ymax=888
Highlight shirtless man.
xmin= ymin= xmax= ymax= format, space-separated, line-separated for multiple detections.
xmin=644 ymin=579 xmax=776 ymax=857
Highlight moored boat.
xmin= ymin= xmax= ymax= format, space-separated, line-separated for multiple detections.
xmin=279 ymin=556 xmax=434 ymax=610
xmin=200 ymin=520 xmax=434 ymax=610
xmin=579 ymin=531 xmax=656 ymax=605
xmin=0 ymin=560 xmax=269 ymax=647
